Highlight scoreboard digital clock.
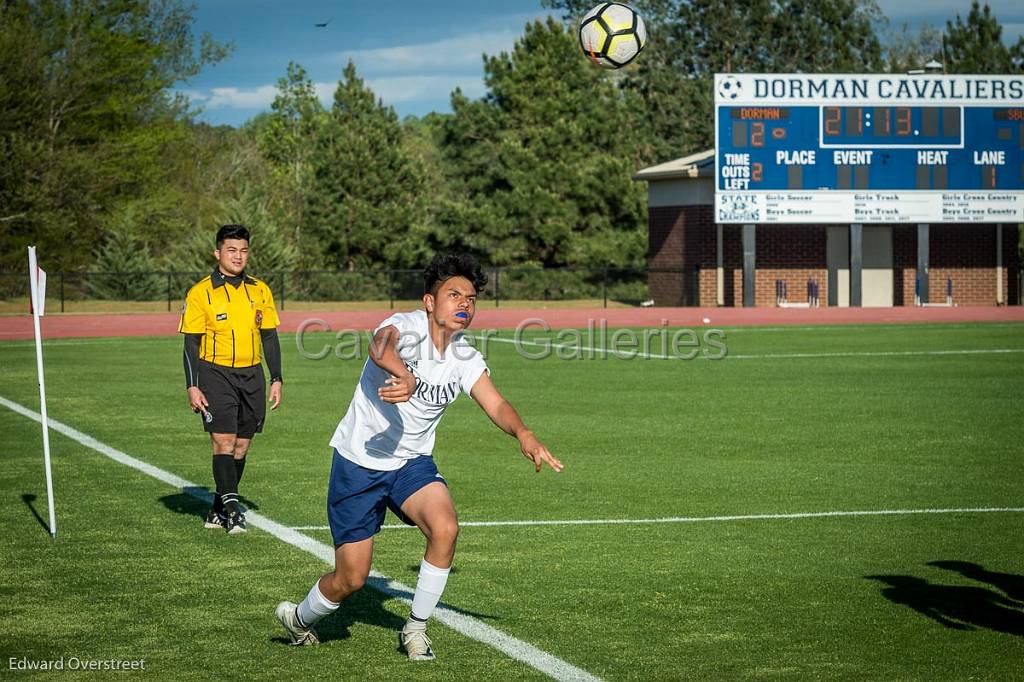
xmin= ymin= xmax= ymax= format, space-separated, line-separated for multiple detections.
xmin=714 ymin=74 xmax=1024 ymax=224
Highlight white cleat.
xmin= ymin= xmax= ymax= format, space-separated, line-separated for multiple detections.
xmin=275 ymin=601 xmax=319 ymax=646
xmin=399 ymin=625 xmax=435 ymax=661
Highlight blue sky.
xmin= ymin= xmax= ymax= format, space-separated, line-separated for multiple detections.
xmin=180 ymin=1 xmax=1024 ymax=128
xmin=180 ymin=1 xmax=557 ymax=126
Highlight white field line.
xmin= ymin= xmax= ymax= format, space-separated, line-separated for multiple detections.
xmin=725 ymin=348 xmax=1024 ymax=360
xmin=0 ymin=395 xmax=600 ymax=682
xmin=470 ymin=334 xmax=1024 ymax=361
xmin=287 ymin=507 xmax=1024 ymax=531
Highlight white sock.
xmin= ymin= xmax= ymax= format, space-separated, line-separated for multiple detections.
xmin=409 ymin=559 xmax=451 ymax=623
xmin=296 ymin=579 xmax=339 ymax=628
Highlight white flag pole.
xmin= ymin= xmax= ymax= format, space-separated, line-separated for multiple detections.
xmin=28 ymin=246 xmax=57 ymax=539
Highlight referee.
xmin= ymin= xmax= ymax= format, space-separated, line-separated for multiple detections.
xmin=179 ymin=224 xmax=283 ymax=534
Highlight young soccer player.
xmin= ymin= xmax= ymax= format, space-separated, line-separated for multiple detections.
xmin=275 ymin=253 xmax=562 ymax=660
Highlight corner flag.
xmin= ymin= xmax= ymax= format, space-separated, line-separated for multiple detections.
xmin=28 ymin=246 xmax=57 ymax=539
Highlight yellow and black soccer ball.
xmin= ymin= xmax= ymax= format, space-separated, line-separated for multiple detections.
xmin=578 ymin=2 xmax=647 ymax=69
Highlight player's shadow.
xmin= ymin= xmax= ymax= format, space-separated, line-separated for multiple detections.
xmin=270 ymin=581 xmax=498 ymax=647
xmin=406 ymin=564 xmax=459 ymax=574
xmin=21 ymin=493 xmax=51 ymax=534
xmin=271 ymin=588 xmax=406 ymax=645
xmin=928 ymin=560 xmax=1024 ymax=603
xmin=158 ymin=487 xmax=260 ymax=522
xmin=866 ymin=573 xmax=1024 ymax=636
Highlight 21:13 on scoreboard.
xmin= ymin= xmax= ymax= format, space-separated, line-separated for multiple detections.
xmin=714 ymin=73 xmax=1024 ymax=224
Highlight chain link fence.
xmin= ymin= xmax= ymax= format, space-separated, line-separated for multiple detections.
xmin=2 ymin=265 xmax=1018 ymax=312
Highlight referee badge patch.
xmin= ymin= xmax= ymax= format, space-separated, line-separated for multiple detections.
xmin=255 ymin=310 xmax=263 ymax=328
xmin=216 ymin=312 xmax=228 ymax=321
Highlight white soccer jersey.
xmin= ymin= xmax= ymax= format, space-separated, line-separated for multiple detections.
xmin=329 ymin=310 xmax=489 ymax=471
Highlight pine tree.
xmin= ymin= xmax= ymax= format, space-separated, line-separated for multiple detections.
xmin=218 ymin=188 xmax=299 ymax=277
xmin=259 ymin=62 xmax=326 ymax=262
xmin=88 ymin=209 xmax=165 ymax=300
xmin=439 ymin=18 xmax=648 ymax=270
xmin=306 ymin=61 xmax=430 ymax=270
xmin=942 ymin=1 xmax=1024 ymax=73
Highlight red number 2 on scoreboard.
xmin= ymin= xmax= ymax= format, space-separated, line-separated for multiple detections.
xmin=824 ymin=107 xmax=840 ymax=136
xmin=751 ymin=122 xmax=765 ymax=147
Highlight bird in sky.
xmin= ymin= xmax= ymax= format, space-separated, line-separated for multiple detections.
xmin=315 ymin=17 xmax=332 ymax=27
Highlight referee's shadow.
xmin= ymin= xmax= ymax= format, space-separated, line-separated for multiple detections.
xmin=159 ymin=487 xmax=260 ymax=522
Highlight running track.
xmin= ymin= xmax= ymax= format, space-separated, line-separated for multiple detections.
xmin=1 ymin=305 xmax=1023 ymax=340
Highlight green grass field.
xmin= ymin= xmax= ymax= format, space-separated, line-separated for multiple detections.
xmin=2 ymin=322 xmax=1023 ymax=680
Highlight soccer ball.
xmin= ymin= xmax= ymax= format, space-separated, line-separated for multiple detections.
xmin=718 ymin=76 xmax=742 ymax=100
xmin=578 ymin=3 xmax=647 ymax=69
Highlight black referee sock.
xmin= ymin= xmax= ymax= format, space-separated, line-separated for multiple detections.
xmin=234 ymin=456 xmax=246 ymax=485
xmin=213 ymin=454 xmax=240 ymax=515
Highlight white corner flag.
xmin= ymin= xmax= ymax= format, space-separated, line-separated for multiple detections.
xmin=28 ymin=246 xmax=57 ymax=539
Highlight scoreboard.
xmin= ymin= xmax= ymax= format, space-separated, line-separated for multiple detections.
xmin=714 ymin=73 xmax=1024 ymax=224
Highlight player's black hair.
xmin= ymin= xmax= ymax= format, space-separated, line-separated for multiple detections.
xmin=216 ymin=224 xmax=250 ymax=248
xmin=423 ymin=253 xmax=487 ymax=295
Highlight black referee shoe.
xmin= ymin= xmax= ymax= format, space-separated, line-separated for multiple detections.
xmin=204 ymin=508 xmax=227 ymax=530
xmin=225 ymin=510 xmax=247 ymax=535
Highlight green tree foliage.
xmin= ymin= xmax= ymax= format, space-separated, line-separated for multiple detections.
xmin=218 ymin=190 xmax=300 ymax=277
xmin=87 ymin=209 xmax=164 ymax=300
xmin=0 ymin=0 xmax=228 ymax=271
xmin=306 ymin=62 xmax=431 ymax=270
xmin=161 ymin=131 xmax=301 ymax=278
xmin=942 ymin=1 xmax=1024 ymax=73
xmin=438 ymin=18 xmax=649 ymax=269
xmin=257 ymin=63 xmax=326 ymax=261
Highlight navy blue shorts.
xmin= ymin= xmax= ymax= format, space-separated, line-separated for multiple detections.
xmin=326 ymin=449 xmax=447 ymax=546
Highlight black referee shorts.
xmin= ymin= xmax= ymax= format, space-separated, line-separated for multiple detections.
xmin=197 ymin=360 xmax=266 ymax=439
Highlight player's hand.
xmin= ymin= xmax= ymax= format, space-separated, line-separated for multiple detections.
xmin=518 ymin=430 xmax=562 ymax=473
xmin=378 ymin=371 xmax=416 ymax=404
xmin=269 ymin=380 xmax=282 ymax=410
xmin=187 ymin=386 xmax=208 ymax=413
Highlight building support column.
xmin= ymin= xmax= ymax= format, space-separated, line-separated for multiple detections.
xmin=917 ymin=223 xmax=929 ymax=306
xmin=742 ymin=223 xmax=756 ymax=307
xmin=850 ymin=223 xmax=863 ymax=307
xmin=996 ymin=224 xmax=1004 ymax=305
xmin=716 ymin=223 xmax=724 ymax=306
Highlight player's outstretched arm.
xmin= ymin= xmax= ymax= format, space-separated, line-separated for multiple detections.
xmin=370 ymin=325 xmax=416 ymax=403
xmin=470 ymin=373 xmax=563 ymax=473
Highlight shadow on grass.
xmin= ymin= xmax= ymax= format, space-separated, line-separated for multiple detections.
xmin=270 ymin=588 xmax=407 ymax=646
xmin=270 ymin=583 xmax=500 ymax=647
xmin=867 ymin=571 xmax=1024 ymax=636
xmin=21 ymin=493 xmax=50 ymax=534
xmin=158 ymin=487 xmax=260 ymax=523
xmin=928 ymin=560 xmax=1024 ymax=603
xmin=406 ymin=564 xmax=459 ymax=575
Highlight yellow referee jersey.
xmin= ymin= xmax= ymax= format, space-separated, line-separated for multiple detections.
xmin=178 ymin=269 xmax=281 ymax=368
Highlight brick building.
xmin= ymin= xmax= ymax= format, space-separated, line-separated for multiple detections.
xmin=635 ymin=150 xmax=1021 ymax=307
